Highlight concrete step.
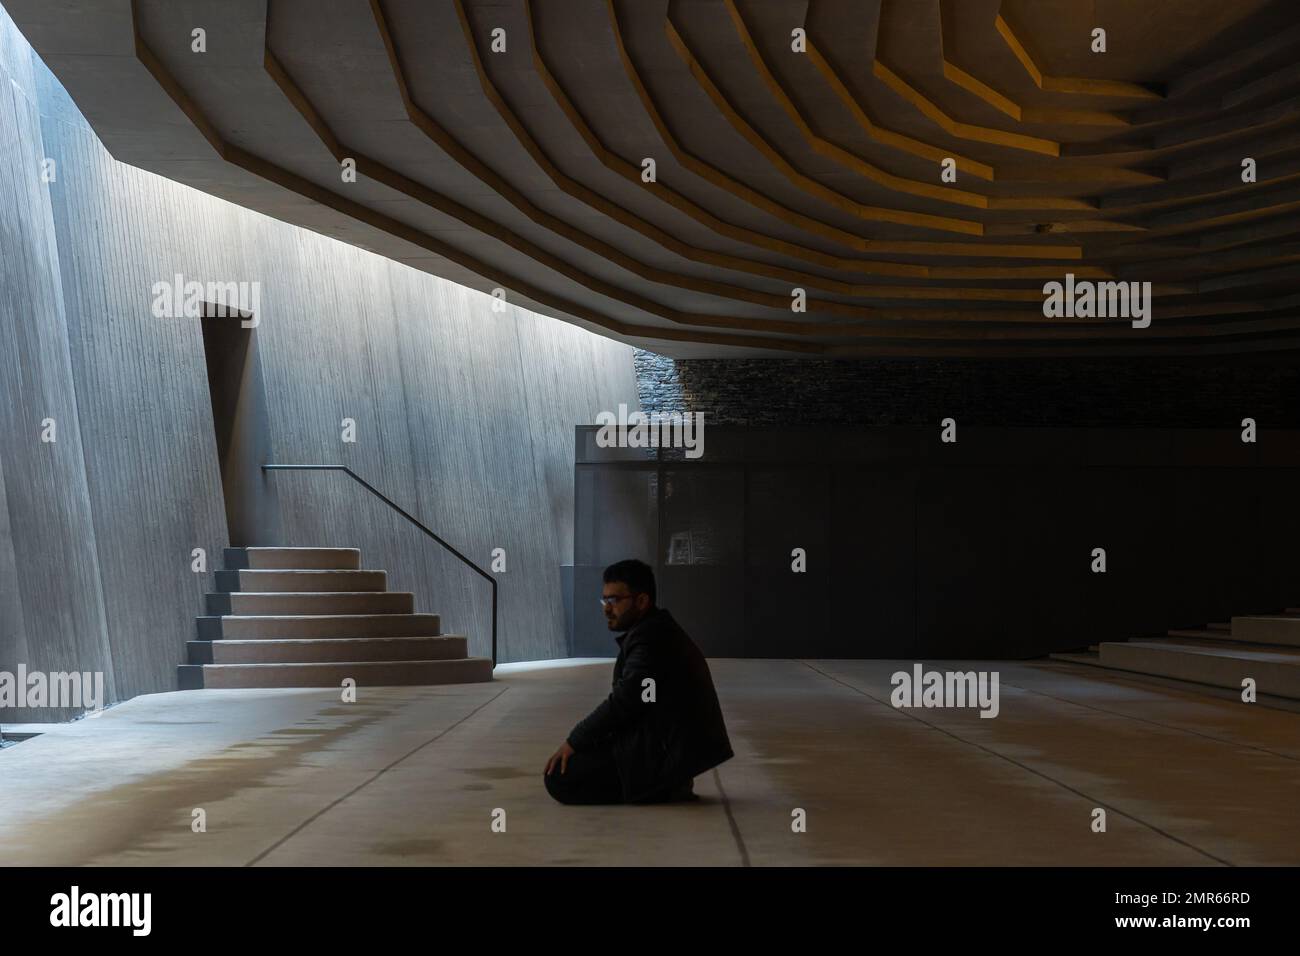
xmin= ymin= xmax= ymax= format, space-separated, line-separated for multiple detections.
xmin=1098 ymin=640 xmax=1300 ymax=700
xmin=1228 ymin=616 xmax=1300 ymax=648
xmin=1146 ymin=635 xmax=1278 ymax=653
xmin=224 ymin=547 xmax=361 ymax=570
xmin=1048 ymin=651 xmax=1103 ymax=666
xmin=1166 ymin=628 xmax=1268 ymax=646
xmin=177 ymin=658 xmax=494 ymax=689
xmin=1208 ymin=622 xmax=1231 ymax=631
xmin=205 ymin=591 xmax=414 ymax=615
xmin=215 ymin=569 xmax=386 ymax=593
xmin=1166 ymin=626 xmax=1300 ymax=648
xmin=187 ymin=635 xmax=468 ymax=664
xmin=197 ymin=613 xmax=441 ymax=640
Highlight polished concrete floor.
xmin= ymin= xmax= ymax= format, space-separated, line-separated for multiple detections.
xmin=2 ymin=658 xmax=1297 ymax=866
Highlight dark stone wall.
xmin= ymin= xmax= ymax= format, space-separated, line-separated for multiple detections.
xmin=635 ymin=350 xmax=1300 ymax=428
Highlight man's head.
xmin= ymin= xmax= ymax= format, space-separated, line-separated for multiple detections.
xmin=601 ymin=559 xmax=656 ymax=632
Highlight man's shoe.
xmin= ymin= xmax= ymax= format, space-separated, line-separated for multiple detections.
xmin=668 ymin=779 xmax=698 ymax=802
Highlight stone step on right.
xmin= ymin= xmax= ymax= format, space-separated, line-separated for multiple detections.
xmin=1146 ymin=635 xmax=1275 ymax=653
xmin=1229 ymin=616 xmax=1300 ymax=648
xmin=215 ymin=569 xmax=387 ymax=593
xmin=178 ymin=658 xmax=494 ymax=689
xmin=1098 ymin=640 xmax=1300 ymax=700
xmin=187 ymin=635 xmax=468 ymax=664
xmin=205 ymin=591 xmax=415 ymax=615
xmin=224 ymin=547 xmax=361 ymax=570
xmin=196 ymin=613 xmax=441 ymax=640
xmin=1165 ymin=627 xmax=1269 ymax=646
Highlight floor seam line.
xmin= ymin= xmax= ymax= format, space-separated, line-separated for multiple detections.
xmin=800 ymin=661 xmax=1232 ymax=867
xmin=244 ymin=687 xmax=511 ymax=866
xmin=712 ymin=768 xmax=750 ymax=867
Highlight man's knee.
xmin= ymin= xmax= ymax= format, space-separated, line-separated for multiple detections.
xmin=544 ymin=769 xmax=573 ymax=804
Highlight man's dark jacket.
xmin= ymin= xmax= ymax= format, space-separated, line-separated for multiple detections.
xmin=566 ymin=607 xmax=733 ymax=802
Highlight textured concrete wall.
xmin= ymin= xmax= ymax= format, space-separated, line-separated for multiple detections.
xmin=0 ymin=7 xmax=639 ymax=721
xmin=0 ymin=14 xmax=117 ymax=722
xmin=635 ymin=350 xmax=1300 ymax=427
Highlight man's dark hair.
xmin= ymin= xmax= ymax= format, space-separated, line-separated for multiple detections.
xmin=603 ymin=559 xmax=656 ymax=606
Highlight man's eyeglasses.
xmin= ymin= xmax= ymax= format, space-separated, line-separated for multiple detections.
xmin=599 ymin=594 xmax=635 ymax=608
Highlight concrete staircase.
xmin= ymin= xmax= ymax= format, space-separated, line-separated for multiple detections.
xmin=1050 ymin=609 xmax=1300 ymax=700
xmin=178 ymin=547 xmax=493 ymax=689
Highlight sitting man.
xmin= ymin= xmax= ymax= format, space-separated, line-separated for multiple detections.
xmin=544 ymin=559 xmax=733 ymax=804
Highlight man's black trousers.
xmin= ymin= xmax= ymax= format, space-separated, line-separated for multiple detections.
xmin=544 ymin=742 xmax=677 ymax=805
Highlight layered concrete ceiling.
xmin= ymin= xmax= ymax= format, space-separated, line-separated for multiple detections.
xmin=10 ymin=0 xmax=1300 ymax=357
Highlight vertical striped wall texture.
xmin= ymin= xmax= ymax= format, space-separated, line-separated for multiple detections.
xmin=0 ymin=8 xmax=639 ymax=719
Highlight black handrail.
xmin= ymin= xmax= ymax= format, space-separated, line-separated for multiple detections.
xmin=262 ymin=464 xmax=497 ymax=667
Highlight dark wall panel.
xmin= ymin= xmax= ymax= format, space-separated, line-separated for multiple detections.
xmin=744 ymin=468 xmax=831 ymax=659
xmin=576 ymin=425 xmax=1300 ymax=660
xmin=830 ymin=469 xmax=915 ymax=659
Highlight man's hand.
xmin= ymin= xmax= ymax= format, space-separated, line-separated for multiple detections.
xmin=545 ymin=740 xmax=576 ymax=776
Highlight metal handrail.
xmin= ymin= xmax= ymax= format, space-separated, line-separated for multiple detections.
xmin=261 ymin=464 xmax=497 ymax=667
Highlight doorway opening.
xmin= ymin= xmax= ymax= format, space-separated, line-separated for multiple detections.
xmin=198 ymin=306 xmax=282 ymax=546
